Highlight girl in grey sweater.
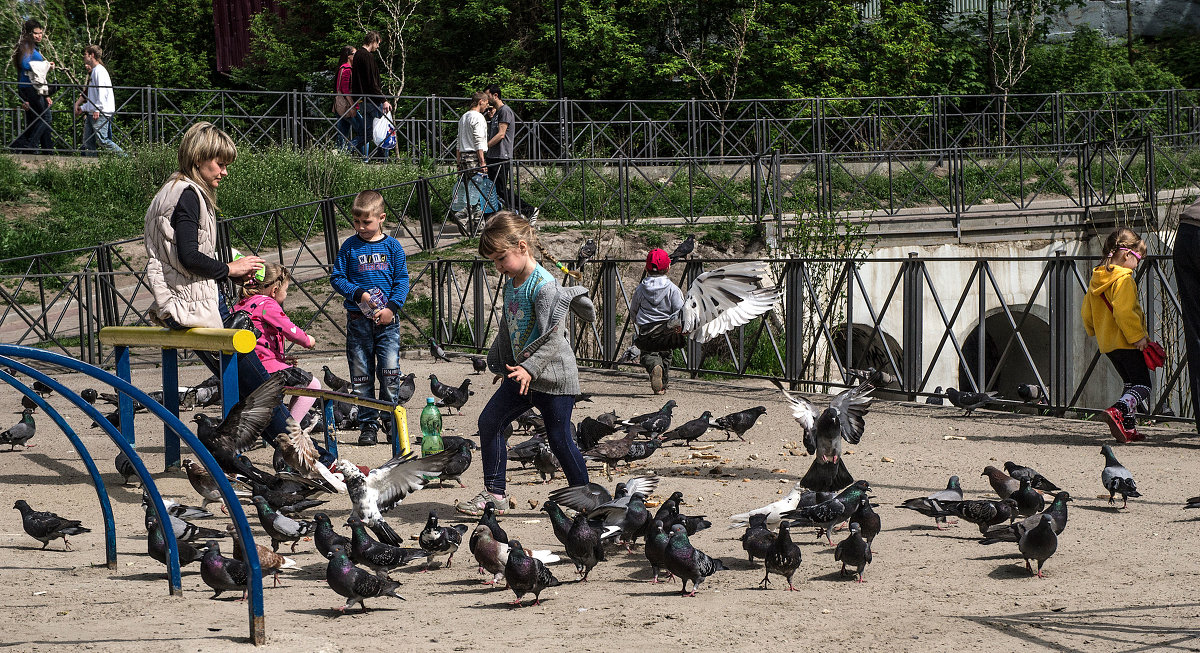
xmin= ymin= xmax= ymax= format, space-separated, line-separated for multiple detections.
xmin=457 ymin=212 xmax=594 ymax=516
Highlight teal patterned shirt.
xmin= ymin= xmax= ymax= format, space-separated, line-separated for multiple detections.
xmin=504 ymin=263 xmax=552 ymax=354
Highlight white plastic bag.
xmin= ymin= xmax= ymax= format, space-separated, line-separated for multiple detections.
xmin=372 ymin=111 xmax=396 ymax=149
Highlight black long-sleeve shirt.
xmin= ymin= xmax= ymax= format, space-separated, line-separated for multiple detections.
xmin=351 ymin=48 xmax=383 ymax=101
xmin=169 ymin=187 xmax=228 ymax=280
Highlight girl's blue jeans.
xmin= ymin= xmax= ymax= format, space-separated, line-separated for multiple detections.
xmin=477 ymin=376 xmax=589 ymax=494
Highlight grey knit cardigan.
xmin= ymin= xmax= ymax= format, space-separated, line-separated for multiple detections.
xmin=486 ymin=280 xmax=595 ymax=396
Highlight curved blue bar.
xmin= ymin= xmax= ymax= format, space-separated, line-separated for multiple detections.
xmin=0 ymin=356 xmax=183 ymax=594
xmin=0 ymin=369 xmax=118 ymax=568
xmin=0 ymin=346 xmax=266 ymax=644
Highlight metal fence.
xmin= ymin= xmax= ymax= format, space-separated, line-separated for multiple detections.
xmin=5 ymin=83 xmax=1200 ymax=160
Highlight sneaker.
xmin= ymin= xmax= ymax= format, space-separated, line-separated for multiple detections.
xmin=456 ymin=490 xmax=511 ymax=516
xmin=650 ymin=364 xmax=664 ymax=394
xmin=358 ymin=429 xmax=378 ymax=446
xmin=1128 ymin=428 xmax=1146 ymax=442
xmin=1102 ymin=407 xmax=1130 ymax=443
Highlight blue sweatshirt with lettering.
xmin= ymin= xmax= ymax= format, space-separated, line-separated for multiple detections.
xmin=330 ymin=234 xmax=410 ymax=313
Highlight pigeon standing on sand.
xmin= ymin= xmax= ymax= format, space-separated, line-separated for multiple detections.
xmin=313 ymin=513 xmax=350 ymax=560
xmin=762 ymin=521 xmax=803 ymax=591
xmin=925 ymin=386 xmax=944 ymax=405
xmin=115 ymin=451 xmax=139 ymax=486
xmin=436 ymin=380 xmax=473 ymax=414
xmin=1003 ymin=461 xmax=1062 ymax=493
xmin=429 ymin=339 xmax=451 ymax=362
xmin=730 ymin=480 xmax=811 ymax=529
xmin=936 ymin=498 xmax=1018 ymax=535
xmin=850 ymin=500 xmax=881 ymax=546
xmin=505 ymin=539 xmax=560 ymax=606
xmin=470 ymin=524 xmax=507 ymax=585
xmin=782 ymin=480 xmax=872 ymax=545
xmin=714 ymin=406 xmax=767 ymax=441
xmin=13 ymin=500 xmax=90 ymax=550
xmin=897 ymin=475 xmax=964 ymax=529
xmin=834 ymin=522 xmax=872 ymax=582
xmin=200 ymin=541 xmax=248 ymax=600
xmin=419 ymin=511 xmax=468 ymax=569
xmin=0 ymin=410 xmax=36 ymax=450
xmin=740 ymin=513 xmax=774 ymax=565
xmin=347 ymin=518 xmax=429 ymax=577
xmin=664 ymin=523 xmax=727 ymax=597
xmin=1101 ymin=445 xmax=1141 ymax=508
xmin=660 ymin=411 xmax=716 ymax=446
xmin=565 ymin=512 xmax=606 ymax=580
xmin=437 ymin=438 xmax=474 ymax=488
xmin=251 ymin=496 xmax=314 ymax=552
xmin=145 ymin=515 xmax=208 ymax=566
xmin=1010 ymin=478 xmax=1045 ymax=517
xmin=1018 ymin=514 xmax=1058 ymax=578
xmin=775 ymin=377 xmax=876 ymax=492
xmin=469 ymin=356 xmax=488 ymax=374
xmin=325 ymin=543 xmax=405 ymax=611
xmin=946 ymin=387 xmax=998 ymax=416
xmin=979 ymin=492 xmax=1072 ymax=544
xmin=982 ymin=465 xmax=1021 ymax=499
xmin=644 ymin=520 xmax=674 ymax=584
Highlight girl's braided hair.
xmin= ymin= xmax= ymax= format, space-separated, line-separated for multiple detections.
xmin=478 ymin=211 xmax=580 ymax=279
xmin=1099 ymin=227 xmax=1145 ymax=272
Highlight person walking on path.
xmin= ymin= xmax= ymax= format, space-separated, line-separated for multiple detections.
xmin=74 ymin=45 xmax=124 ymax=156
xmin=332 ymin=45 xmax=362 ymax=155
xmin=351 ymin=31 xmax=390 ymax=160
xmin=484 ymin=84 xmax=537 ymax=222
xmin=9 ymin=19 xmax=56 ymax=154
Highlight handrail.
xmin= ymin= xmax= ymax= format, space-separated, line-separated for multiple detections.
xmin=282 ymin=387 xmax=411 ymax=458
xmin=98 ymin=326 xmax=257 ymax=354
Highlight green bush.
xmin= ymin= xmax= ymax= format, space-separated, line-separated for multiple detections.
xmin=0 ymin=155 xmax=24 ymax=202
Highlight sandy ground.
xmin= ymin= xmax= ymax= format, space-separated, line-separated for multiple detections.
xmin=2 ymin=352 xmax=1200 ymax=652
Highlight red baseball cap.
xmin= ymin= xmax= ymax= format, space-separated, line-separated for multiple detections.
xmin=645 ymin=248 xmax=670 ymax=272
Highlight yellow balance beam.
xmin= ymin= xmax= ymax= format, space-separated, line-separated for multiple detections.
xmin=283 ymin=387 xmax=411 ymax=455
xmin=99 ymin=326 xmax=257 ymax=354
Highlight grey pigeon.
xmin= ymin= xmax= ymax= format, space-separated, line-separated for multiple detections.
xmin=418 ymin=511 xmax=468 ymax=569
xmin=644 ymin=520 xmax=674 ymax=584
xmin=621 ymin=400 xmax=677 ymax=436
xmin=980 ymin=492 xmax=1072 ymax=544
xmin=660 ymin=411 xmax=715 ymax=446
xmin=251 ymin=495 xmax=314 ymax=552
xmin=334 ymin=449 xmax=453 ymax=545
xmin=623 ymin=437 xmax=663 ymax=464
xmin=505 ymin=539 xmax=560 ymax=606
xmin=141 ymin=498 xmax=226 ymax=543
xmin=508 ymin=433 xmax=546 ymax=468
xmin=115 ymin=451 xmax=138 ymax=486
xmin=565 ymin=512 xmax=606 ymax=580
xmin=322 ymin=366 xmax=350 ymax=392
xmin=0 ymin=410 xmax=36 ymax=450
xmin=1010 ymin=478 xmax=1045 ymax=517
xmin=782 ymin=480 xmax=872 ymax=545
xmin=200 ymin=540 xmax=248 ymax=600
xmin=925 ymin=386 xmax=944 ymax=405
xmin=776 ymin=376 xmax=875 ymax=492
xmin=668 ymin=234 xmax=695 ymax=262
xmin=617 ymin=345 xmax=641 ymax=365
xmin=429 ymin=338 xmax=451 ymax=362
xmin=548 ymin=475 xmax=660 ymax=525
xmin=1003 ymin=461 xmax=1061 ymax=493
xmin=946 ymin=387 xmax=997 ymax=416
xmin=577 ymin=238 xmax=597 ymax=264
xmin=664 ymin=524 xmax=727 ymax=597
xmin=145 ymin=514 xmax=208 ymax=566
xmin=533 ymin=441 xmax=561 ymax=483
xmin=982 ymin=465 xmax=1021 ymax=499
xmin=834 ymin=522 xmax=872 ymax=582
xmin=714 ymin=406 xmax=767 ymax=441
xmin=13 ymin=500 xmax=89 ymax=550
xmin=1018 ymin=514 xmax=1058 ymax=578
xmin=897 ymin=475 xmax=963 ymax=529
xmin=762 ymin=521 xmax=803 ymax=591
xmin=347 ymin=517 xmax=428 ymax=577
xmin=740 ymin=513 xmax=774 ymax=564
xmin=313 ymin=512 xmax=350 ymax=560
xmin=936 ymin=498 xmax=1018 ymax=535
xmin=325 ymin=543 xmax=404 ymax=611
xmin=1101 ymin=445 xmax=1141 ymax=508
xmin=395 ymin=372 xmax=417 ymax=405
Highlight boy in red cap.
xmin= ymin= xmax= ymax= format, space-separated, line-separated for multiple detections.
xmin=629 ymin=248 xmax=686 ymax=394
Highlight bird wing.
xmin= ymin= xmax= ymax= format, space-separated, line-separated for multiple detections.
xmin=774 ymin=381 xmax=817 ymax=454
xmin=276 ymin=418 xmax=346 ymax=493
xmin=208 ymin=376 xmax=286 ymax=456
xmin=828 ymin=378 xmax=875 ymax=445
xmin=547 ymin=483 xmax=613 ymax=513
xmin=364 ymin=450 xmax=453 ymax=513
xmin=680 ymin=261 xmax=781 ymax=344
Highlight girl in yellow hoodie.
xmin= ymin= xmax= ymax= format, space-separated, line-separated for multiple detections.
xmin=1082 ymin=227 xmax=1150 ymax=443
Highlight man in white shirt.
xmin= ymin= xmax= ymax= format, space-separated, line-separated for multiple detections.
xmin=456 ymin=91 xmax=489 ymax=175
xmin=73 ymin=45 xmax=124 ymax=156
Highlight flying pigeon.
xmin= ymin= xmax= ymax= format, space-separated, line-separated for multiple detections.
xmin=897 ymin=475 xmax=964 ymax=529
xmin=762 ymin=521 xmax=803 ymax=591
xmin=680 ymin=261 xmax=781 ymax=344
xmin=946 ymin=387 xmax=997 ymax=416
xmin=664 ymin=524 xmax=727 ymax=597
xmin=714 ymin=406 xmax=767 ymax=441
xmin=776 ymin=376 xmax=876 ymax=492
xmin=192 ymin=376 xmax=286 ymax=482
xmin=668 ymin=234 xmax=695 ymax=262
xmin=0 ymin=410 xmax=36 ymax=450
xmin=1018 ymin=513 xmax=1058 ymax=578
xmin=834 ymin=522 xmax=872 ymax=582
xmin=334 ymin=449 xmax=453 ymax=545
xmin=200 ymin=540 xmax=249 ymax=600
xmin=274 ymin=417 xmax=346 ymax=493
xmin=418 ymin=511 xmax=468 ymax=569
xmin=325 ymin=543 xmax=405 ymax=611
xmin=505 ymin=539 xmax=561 ymax=606
xmin=13 ymin=500 xmax=89 ymax=550
xmin=1101 ymin=445 xmax=1141 ymax=508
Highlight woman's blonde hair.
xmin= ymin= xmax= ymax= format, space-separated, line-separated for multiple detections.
xmin=1100 ymin=227 xmax=1146 ymax=271
xmin=177 ymin=122 xmax=237 ymax=210
xmin=239 ymin=262 xmax=290 ymax=300
xmin=478 ymin=211 xmax=574 ymax=277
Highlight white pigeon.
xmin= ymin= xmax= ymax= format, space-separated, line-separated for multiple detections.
xmin=334 ymin=450 xmax=453 ymax=546
xmin=681 ymin=261 xmax=781 ymax=343
xmin=276 ymin=417 xmax=346 ymax=493
xmin=729 ymin=480 xmax=807 ymax=529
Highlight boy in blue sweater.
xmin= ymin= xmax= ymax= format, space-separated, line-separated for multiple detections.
xmin=330 ymin=190 xmax=410 ymax=444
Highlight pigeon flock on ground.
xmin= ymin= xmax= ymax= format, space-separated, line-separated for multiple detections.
xmin=0 ymin=236 xmax=1177 ymax=620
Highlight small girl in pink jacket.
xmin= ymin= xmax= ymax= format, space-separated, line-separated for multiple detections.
xmin=232 ymin=263 xmax=321 ymax=421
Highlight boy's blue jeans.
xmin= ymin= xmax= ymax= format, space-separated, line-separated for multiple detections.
xmin=346 ymin=312 xmax=401 ymax=433
xmin=477 ymin=377 xmax=589 ymax=495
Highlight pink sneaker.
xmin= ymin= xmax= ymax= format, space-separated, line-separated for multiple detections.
xmin=1102 ymin=407 xmax=1130 ymax=443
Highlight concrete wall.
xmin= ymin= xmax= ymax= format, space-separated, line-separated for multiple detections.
xmin=1049 ymin=0 xmax=1200 ymax=39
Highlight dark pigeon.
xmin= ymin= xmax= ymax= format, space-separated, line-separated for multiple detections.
xmin=251 ymin=496 xmax=314 ymax=552
xmin=436 ymin=379 xmax=473 ymax=414
xmin=508 ymin=433 xmax=546 ymax=468
xmin=1101 ymin=445 xmax=1141 ymax=508
xmin=668 ymin=234 xmax=696 ymax=262
xmin=565 ymin=512 xmax=606 ymax=580
xmin=1003 ymin=461 xmax=1061 ymax=493
xmin=776 ymin=377 xmax=875 ymax=493
xmin=395 ymin=372 xmax=417 ymax=406
xmin=115 ymin=451 xmax=138 ymax=486
xmin=145 ymin=514 xmax=208 ymax=566
xmin=313 ymin=513 xmax=350 ymax=560
xmin=142 ymin=499 xmax=227 ymax=543
xmin=624 ymin=400 xmax=677 ymax=437
xmin=533 ymin=441 xmax=561 ymax=483
xmin=32 ymin=380 xmax=53 ymax=397
xmin=925 ymin=386 xmax=944 ymax=405
xmin=193 ymin=376 xmax=286 ymax=483
xmin=469 ymin=356 xmax=487 ymax=374
xmin=250 ymin=482 xmax=326 ymax=516
xmin=664 ymin=524 xmax=726 ymax=597
xmin=81 ymin=388 xmax=99 ymax=404
xmin=542 ymin=501 xmax=574 ymax=547
xmin=200 ymin=540 xmax=248 ymax=599
xmin=946 ymin=387 xmax=997 ymax=416
xmin=618 ymin=493 xmax=652 ymax=550
xmin=548 ymin=476 xmax=660 ymax=525
xmin=782 ymin=480 xmax=872 ymax=545
xmin=936 ymin=498 xmax=1018 ymax=535
xmin=13 ymin=500 xmax=89 ymax=550
xmin=980 ymin=492 xmax=1072 ymax=544
xmin=575 ymin=417 xmax=618 ymax=452
xmin=437 ymin=438 xmax=474 ymax=488
xmin=21 ymin=394 xmax=38 ymax=412
xmin=740 ymin=513 xmax=774 ymax=564
xmin=714 ymin=406 xmax=767 ymax=441
xmin=582 ymin=429 xmax=638 ymax=479
xmin=850 ymin=500 xmax=881 ymax=546
xmin=505 ymin=539 xmax=560 ymax=606
xmin=476 ymin=502 xmax=508 ymax=545
xmin=834 ymin=522 xmax=872 ymax=582
xmin=0 ymin=410 xmax=36 ymax=450
xmin=762 ymin=521 xmax=803 ymax=591
xmin=322 ymin=366 xmax=350 ymax=392
xmin=325 ymin=543 xmax=404 ymax=611
xmin=577 ymin=238 xmax=597 ymax=264
xmin=660 ymin=411 xmax=715 ymax=446
xmin=1018 ymin=514 xmax=1058 ymax=578
xmin=418 ymin=511 xmax=468 ymax=569
xmin=644 ymin=520 xmax=674 ymax=584
xmin=1010 ymin=478 xmax=1045 ymax=517
xmin=347 ymin=518 xmax=428 ymax=577
xmin=897 ymin=475 xmax=963 ymax=529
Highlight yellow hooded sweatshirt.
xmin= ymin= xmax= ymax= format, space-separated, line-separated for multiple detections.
xmin=1081 ymin=264 xmax=1147 ymax=353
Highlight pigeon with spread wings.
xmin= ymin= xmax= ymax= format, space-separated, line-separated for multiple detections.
xmin=681 ymin=261 xmax=781 ymax=344
xmin=275 ymin=417 xmax=346 ymax=493
xmin=192 ymin=375 xmax=286 ymax=484
xmin=775 ymin=376 xmax=876 ymax=492
xmin=334 ymin=450 xmax=455 ymax=546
